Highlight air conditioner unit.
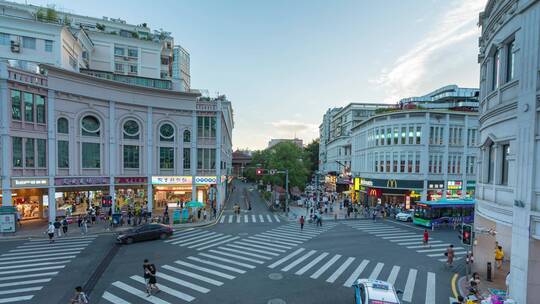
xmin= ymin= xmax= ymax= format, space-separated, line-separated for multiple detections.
xmin=10 ymin=41 xmax=20 ymax=53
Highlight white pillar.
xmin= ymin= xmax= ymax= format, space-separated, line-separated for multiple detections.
xmin=442 ymin=114 xmax=450 ymax=197
xmin=109 ymin=101 xmax=117 ymax=211
xmin=215 ymin=101 xmax=222 ymax=209
xmin=191 ymin=110 xmax=197 ymax=201
xmin=47 ymin=89 xmax=57 ymax=222
xmin=0 ymin=67 xmax=12 ymax=207
xmin=146 ymin=107 xmax=153 ymax=212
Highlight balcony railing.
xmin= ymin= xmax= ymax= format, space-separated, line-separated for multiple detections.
xmin=80 ymin=69 xmax=172 ymax=90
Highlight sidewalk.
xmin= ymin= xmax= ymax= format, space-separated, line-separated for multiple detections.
xmin=457 ymin=261 xmax=510 ymax=301
xmin=0 ymin=215 xmax=218 ymax=241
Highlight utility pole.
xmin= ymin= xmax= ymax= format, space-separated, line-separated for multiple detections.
xmin=285 ymin=169 xmax=289 ymax=216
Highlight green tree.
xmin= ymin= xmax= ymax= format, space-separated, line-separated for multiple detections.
xmin=303 ymin=138 xmax=319 ymax=176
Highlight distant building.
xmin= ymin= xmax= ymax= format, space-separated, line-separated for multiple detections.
xmin=232 ymin=150 xmax=252 ymax=177
xmin=172 ymin=45 xmax=190 ymax=92
xmin=399 ymin=85 xmax=479 ymax=111
xmin=267 ymin=138 xmax=303 ymax=149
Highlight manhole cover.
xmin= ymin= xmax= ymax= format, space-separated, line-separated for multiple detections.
xmin=268 ymin=273 xmax=283 ymax=280
xmin=239 ymin=232 xmax=248 ymax=236
xmin=267 ymin=299 xmax=286 ymax=304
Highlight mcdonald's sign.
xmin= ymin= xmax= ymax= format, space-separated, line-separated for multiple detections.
xmin=386 ymin=179 xmax=398 ymax=188
xmin=368 ymin=188 xmax=382 ymax=198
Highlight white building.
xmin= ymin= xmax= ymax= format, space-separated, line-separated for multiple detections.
xmin=173 ymin=45 xmax=191 ymax=92
xmin=267 ymin=138 xmax=303 ymax=149
xmin=476 ymin=0 xmax=540 ymax=301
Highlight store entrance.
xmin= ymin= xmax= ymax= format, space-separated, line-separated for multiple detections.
xmin=55 ymin=187 xmax=109 ymax=217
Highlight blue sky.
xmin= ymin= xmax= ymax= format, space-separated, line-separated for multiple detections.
xmin=20 ymin=0 xmax=485 ymax=150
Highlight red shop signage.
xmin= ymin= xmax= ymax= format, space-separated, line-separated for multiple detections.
xmin=367 ymin=188 xmax=382 ymax=198
xmin=115 ymin=177 xmax=148 ymax=184
xmin=55 ymin=177 xmax=110 ymax=186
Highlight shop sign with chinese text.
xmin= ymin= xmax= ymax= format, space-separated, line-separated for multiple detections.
xmin=55 ymin=177 xmax=110 ymax=186
xmin=115 ymin=177 xmax=148 ymax=184
xmin=11 ymin=178 xmax=49 ymax=188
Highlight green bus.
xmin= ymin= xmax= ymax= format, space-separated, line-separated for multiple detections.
xmin=412 ymin=199 xmax=475 ymax=228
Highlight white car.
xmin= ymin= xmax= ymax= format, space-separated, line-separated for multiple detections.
xmin=395 ymin=211 xmax=413 ymax=222
xmin=353 ymin=279 xmax=401 ymax=304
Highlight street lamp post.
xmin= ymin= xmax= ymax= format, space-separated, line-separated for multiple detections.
xmin=285 ymin=169 xmax=289 ymax=216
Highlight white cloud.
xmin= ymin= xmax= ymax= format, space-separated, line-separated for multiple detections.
xmin=371 ymin=0 xmax=485 ymax=102
xmin=269 ymin=120 xmax=318 ymax=134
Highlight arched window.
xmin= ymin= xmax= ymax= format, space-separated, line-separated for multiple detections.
xmin=80 ymin=115 xmax=101 ymax=168
xmin=183 ymin=130 xmax=191 ymax=142
xmin=57 ymin=117 xmax=68 ymax=134
xmin=123 ymin=120 xmax=140 ymax=140
xmin=159 ymin=123 xmax=174 ymax=142
xmin=81 ymin=115 xmax=100 ymax=137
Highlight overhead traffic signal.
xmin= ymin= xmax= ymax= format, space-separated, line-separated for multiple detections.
xmin=462 ymin=224 xmax=473 ymax=246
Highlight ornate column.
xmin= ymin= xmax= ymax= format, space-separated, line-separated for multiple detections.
xmin=146 ymin=107 xmax=153 ymax=212
xmin=0 ymin=68 xmax=12 ymax=207
xmin=47 ymin=89 xmax=57 ymax=222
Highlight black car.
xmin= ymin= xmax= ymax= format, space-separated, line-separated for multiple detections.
xmin=117 ymin=223 xmax=174 ymax=244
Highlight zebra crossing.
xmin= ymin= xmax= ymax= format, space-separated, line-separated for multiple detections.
xmin=344 ymin=221 xmax=467 ymax=262
xmin=102 ymin=222 xmax=337 ymax=303
xmin=269 ymin=247 xmax=440 ymax=303
xmin=164 ymin=228 xmax=240 ymax=250
xmin=0 ymin=234 xmax=98 ymax=303
xmin=218 ymin=213 xmax=282 ymax=224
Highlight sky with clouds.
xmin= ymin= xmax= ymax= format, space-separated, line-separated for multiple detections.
xmin=19 ymin=0 xmax=485 ymax=150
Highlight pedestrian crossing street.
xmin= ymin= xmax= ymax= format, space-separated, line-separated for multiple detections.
xmin=344 ymin=221 xmax=467 ymax=262
xmin=0 ymin=234 xmax=98 ymax=303
xmin=101 ymin=223 xmax=337 ymax=303
xmin=268 ymin=246 xmax=443 ymax=303
xmin=218 ymin=213 xmax=282 ymax=224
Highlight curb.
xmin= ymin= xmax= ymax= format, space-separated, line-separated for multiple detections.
xmin=456 ymin=275 xmax=467 ymax=298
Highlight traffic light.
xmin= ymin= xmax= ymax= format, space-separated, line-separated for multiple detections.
xmin=256 ymin=168 xmax=264 ymax=176
xmin=462 ymin=224 xmax=473 ymax=246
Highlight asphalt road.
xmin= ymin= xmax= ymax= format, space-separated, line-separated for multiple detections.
xmin=0 ymin=181 xmax=464 ymax=304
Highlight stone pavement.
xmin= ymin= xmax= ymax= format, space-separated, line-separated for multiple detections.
xmin=457 ymin=260 xmax=510 ymax=301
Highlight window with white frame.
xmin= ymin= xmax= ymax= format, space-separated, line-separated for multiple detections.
xmin=467 ymin=129 xmax=477 ymax=147
xmin=22 ymin=36 xmax=36 ymax=49
xmin=81 ymin=115 xmax=101 ymax=168
xmin=45 ymin=40 xmax=53 ymax=52
xmin=506 ymin=40 xmax=515 ymax=83
xmin=492 ymin=49 xmax=500 ymax=90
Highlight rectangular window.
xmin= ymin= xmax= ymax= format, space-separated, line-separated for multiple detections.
xmin=128 ymin=48 xmax=138 ymax=57
xmin=492 ymin=49 xmax=500 ymax=90
xmin=210 ymin=117 xmax=217 ymax=138
xmin=488 ymin=145 xmax=495 ymax=183
xmin=197 ymin=117 xmax=204 ymax=138
xmin=114 ymin=47 xmax=125 ymax=56
xmin=82 ymin=142 xmax=100 ymax=168
xmin=45 ymin=40 xmax=53 ymax=52
xmin=393 ymin=152 xmax=398 ymax=172
xmin=22 ymin=36 xmax=36 ymax=49
xmin=407 ymin=152 xmax=413 ymax=173
xmin=37 ymin=139 xmax=46 ymax=168
xmin=115 ymin=63 xmax=124 ymax=73
xmin=25 ymin=138 xmax=34 ymax=167
xmin=211 ymin=149 xmax=216 ymax=169
xmin=23 ymin=92 xmax=33 ymax=122
xmin=380 ymin=128 xmax=385 ymax=145
xmin=415 ymin=152 xmax=420 ymax=173
xmin=0 ymin=32 xmax=9 ymax=45
xmin=12 ymin=137 xmax=22 ymax=167
xmin=506 ymin=40 xmax=515 ymax=82
xmin=408 ymin=126 xmax=414 ymax=144
xmin=393 ymin=127 xmax=399 ymax=144
xmin=416 ymin=126 xmax=421 ymax=144
xmin=386 ymin=128 xmax=391 ymax=145
xmin=35 ymin=95 xmax=45 ymax=124
xmin=401 ymin=127 xmax=406 ymax=144
xmin=385 ymin=152 xmax=391 ymax=172
xmin=129 ymin=65 xmax=138 ymax=73
xmin=183 ymin=148 xmax=190 ymax=169
xmin=123 ymin=145 xmax=139 ymax=168
xmin=501 ymin=144 xmax=509 ymax=185
xmin=159 ymin=147 xmax=174 ymax=169
xmin=429 ymin=155 xmax=433 ymax=173
xmin=11 ymin=90 xmax=21 ymax=120
xmin=197 ymin=148 xmax=204 ymax=169
xmin=58 ymin=140 xmax=69 ymax=168
xmin=429 ymin=127 xmax=434 ymax=145
xmin=400 ymin=152 xmax=406 ymax=172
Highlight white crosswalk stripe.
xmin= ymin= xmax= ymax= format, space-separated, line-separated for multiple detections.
xmin=343 ymin=259 xmax=369 ymax=287
xmin=225 ymin=244 xmax=280 ymax=256
xmin=368 ymin=262 xmax=384 ymax=280
xmin=402 ymin=268 xmax=418 ymax=302
xmin=0 ymin=235 xmax=96 ymax=303
xmin=281 ymin=250 xmax=316 ymax=272
xmin=326 ymin=257 xmax=355 ymax=283
xmin=111 ymin=281 xmax=171 ymax=304
xmin=234 ymin=241 xmax=286 ymax=253
xmin=266 ymin=214 xmax=273 ymax=222
xmin=195 ymin=236 xmax=240 ymax=251
xmin=198 ymin=253 xmax=256 ymax=269
xmin=241 ymin=239 xmax=293 ymax=250
xmin=219 ymin=216 xmax=225 ymax=223
xmin=131 ymin=275 xmax=197 ymax=300
xmin=310 ymin=254 xmax=341 ymax=279
xmin=248 ymin=235 xmax=302 ymax=246
xmin=295 ymin=252 xmax=328 ymax=275
xmin=268 ymin=248 xmax=305 ymax=269
xmin=217 ymin=246 xmax=273 ymax=260
xmin=228 ymin=215 xmax=233 ymax=223
xmin=162 ymin=265 xmax=224 ymax=286
xmin=217 ymin=213 xmax=283 ymax=224
xmin=425 ymin=272 xmax=436 ymax=304
xmin=174 ymin=261 xmax=235 ymax=280
xmin=102 ymin=291 xmax=132 ymax=304
xmin=259 ymin=215 xmax=264 ymax=222
xmin=155 ymin=272 xmax=210 ymax=293
xmin=208 ymin=250 xmax=265 ymax=264
xmin=187 ymin=257 xmax=246 ymax=274
xmin=387 ymin=265 xmax=400 ymax=285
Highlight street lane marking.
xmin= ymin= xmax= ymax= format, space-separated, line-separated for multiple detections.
xmin=162 ymin=264 xmax=223 ymax=286
xmin=186 ymin=234 xmax=228 ymax=248
xmin=389 ymin=237 xmax=429 ymax=242
xmin=28 ymin=235 xmax=97 ymax=243
xmin=131 ymin=275 xmax=197 ymax=301
xmin=236 ymin=215 xmax=241 ymax=223
xmin=252 ymin=215 xmax=256 ymax=222
xmin=112 ymin=281 xmax=171 ymax=304
xmin=326 ymin=257 xmax=355 ymax=283
xmin=249 ymin=235 xmax=302 ymax=245
xmin=228 ymin=215 xmax=233 ymax=223
xmin=209 ymin=250 xmax=265 ymax=264
xmin=0 ymin=271 xmax=58 ymax=282
xmin=381 ymin=234 xmax=419 ymax=239
xmin=0 ymin=286 xmax=42 ymax=295
xmin=241 ymin=239 xmax=292 ymax=250
xmin=417 ymin=247 xmax=464 ymax=253
xmin=0 ymin=261 xmax=70 ymax=271
xmin=225 ymin=244 xmax=279 ymax=256
xmin=387 ymin=266 xmax=400 ymax=285
xmin=0 ymin=252 xmax=79 ymax=261
xmin=295 ymin=252 xmax=328 ymax=275
xmin=427 ymin=251 xmax=466 ymax=257
xmin=311 ymin=254 xmax=341 ymax=279
xmin=260 ymin=232 xmax=310 ymax=242
xmin=259 ymin=215 xmax=264 ymax=222
xmin=0 ymin=265 xmax=64 ymax=275
xmin=8 ymin=245 xmax=86 ymax=253
xmin=271 ymin=229 xmax=319 ymax=237
xmin=0 ymin=278 xmax=51 ymax=288
xmin=196 ymin=236 xmax=240 ymax=251
xmin=0 ymin=255 xmax=76 ymax=266
xmin=274 ymin=215 xmax=281 ymax=222
xmin=217 ymin=246 xmax=273 ymax=260
xmin=402 ymin=268 xmax=417 ymax=302
xmin=154 ymin=273 xmax=210 ymax=293
xmin=171 ymin=232 xmax=216 ymax=245
xmin=174 ymin=261 xmax=235 ymax=279
xmin=102 ymin=291 xmax=131 ymax=304
xmin=234 ymin=241 xmax=286 ymax=253
xmin=398 ymin=240 xmax=442 ymax=245
xmin=406 ymin=243 xmax=450 ymax=249
xmin=177 ymin=233 xmax=221 ymax=246
xmin=15 ymin=241 xmax=93 ymax=249
xmin=368 ymin=262 xmax=384 ymax=280
xmin=0 ymin=295 xmax=34 ymax=303
xmin=166 ymin=230 xmax=207 ymax=243
xmin=187 ymin=257 xmax=246 ymax=274
xmin=425 ymin=272 xmax=436 ymax=304
xmin=266 ymin=215 xmax=273 ymax=222
xmin=198 ymin=253 xmax=256 ymax=269
xmin=244 ymin=215 xmax=249 ymax=223
xmin=344 ymin=259 xmax=370 ymax=287
xmin=220 ymin=216 xmax=225 ymax=223
xmin=268 ymin=248 xmax=305 ymax=269
xmin=281 ymin=250 xmax=316 ymax=272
